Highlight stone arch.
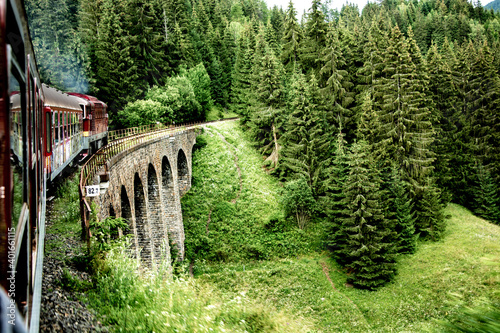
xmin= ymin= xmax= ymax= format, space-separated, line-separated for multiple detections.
xmin=147 ymin=163 xmax=163 ymax=263
xmin=109 ymin=204 xmax=115 ymax=217
xmin=134 ymin=173 xmax=151 ymax=263
xmin=120 ymin=185 xmax=133 ymax=236
xmin=109 ymin=204 xmax=118 ymax=239
xmin=177 ymin=148 xmax=189 ymax=196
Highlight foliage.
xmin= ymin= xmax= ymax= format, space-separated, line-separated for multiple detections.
xmin=333 ymin=141 xmax=397 ymax=289
xmin=442 ymin=302 xmax=500 ymax=332
xmin=89 ymin=216 xmax=129 ymax=252
xmin=118 ymin=99 xmax=164 ymax=128
xmin=281 ymin=178 xmax=316 ymax=229
xmin=182 ymin=121 xmax=317 ymax=264
xmin=89 ymin=241 xmax=314 ymax=332
xmin=183 ymin=63 xmax=214 ymax=115
xmin=198 ymin=204 xmax=500 ymax=332
xmin=118 ymin=68 xmax=209 ymax=127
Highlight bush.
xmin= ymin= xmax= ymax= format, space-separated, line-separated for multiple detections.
xmin=118 ymin=99 xmax=165 ymax=128
xmin=281 ymin=177 xmax=316 ymax=229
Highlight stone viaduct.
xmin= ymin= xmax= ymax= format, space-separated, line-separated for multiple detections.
xmin=88 ymin=128 xmax=199 ymax=266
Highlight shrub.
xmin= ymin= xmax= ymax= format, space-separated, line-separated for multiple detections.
xmin=281 ymin=177 xmax=316 ymax=229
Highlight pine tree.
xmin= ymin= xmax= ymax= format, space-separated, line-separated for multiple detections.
xmin=281 ymin=73 xmax=331 ymax=196
xmin=426 ymin=41 xmax=458 ymax=204
xmin=474 ymin=163 xmax=500 ymax=225
xmin=386 ymin=165 xmax=417 ymax=254
xmin=231 ymin=25 xmax=256 ymax=121
xmin=319 ymin=23 xmax=353 ymax=136
xmin=26 ymin=0 xmax=90 ymax=92
xmin=413 ymin=178 xmax=446 ymax=240
xmin=300 ymin=0 xmax=328 ymax=76
xmin=251 ymin=45 xmax=285 ymax=169
xmin=94 ymin=0 xmax=137 ymax=117
xmin=335 ymin=141 xmax=397 ymax=289
xmin=373 ymin=26 xmax=444 ymax=239
xmin=219 ymin=24 xmax=237 ymax=107
xmin=325 ymin=127 xmax=349 ymax=256
xmin=375 ymin=26 xmax=435 ymax=182
xmin=281 ymin=0 xmax=303 ymax=73
xmin=128 ymin=0 xmax=169 ymax=92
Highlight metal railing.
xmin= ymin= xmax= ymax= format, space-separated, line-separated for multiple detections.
xmin=107 ymin=123 xmax=167 ymax=142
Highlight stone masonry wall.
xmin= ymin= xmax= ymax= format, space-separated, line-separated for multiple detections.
xmin=90 ymin=129 xmax=198 ymax=267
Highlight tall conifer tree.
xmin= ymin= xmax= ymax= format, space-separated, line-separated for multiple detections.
xmin=281 ymin=0 xmax=302 ymax=73
xmin=335 ymin=141 xmax=397 ymax=289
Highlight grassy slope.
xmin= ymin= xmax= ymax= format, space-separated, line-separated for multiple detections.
xmin=182 ymin=121 xmax=315 ymax=264
xmin=184 ymin=121 xmax=500 ymax=332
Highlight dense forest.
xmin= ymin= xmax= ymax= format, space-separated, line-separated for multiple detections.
xmin=26 ymin=0 xmax=500 ymax=289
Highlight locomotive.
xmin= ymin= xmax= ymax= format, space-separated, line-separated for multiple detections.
xmin=0 ymin=0 xmax=108 ymax=331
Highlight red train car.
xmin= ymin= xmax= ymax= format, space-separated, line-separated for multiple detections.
xmin=0 ymin=0 xmax=47 ymax=331
xmin=0 ymin=0 xmax=112 ymax=330
xmin=67 ymin=92 xmax=108 ymax=155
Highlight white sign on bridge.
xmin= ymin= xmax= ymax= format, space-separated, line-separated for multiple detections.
xmin=85 ymin=185 xmax=100 ymax=197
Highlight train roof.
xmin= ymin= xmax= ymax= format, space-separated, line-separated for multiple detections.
xmin=42 ymin=84 xmax=83 ymax=112
xmin=67 ymin=92 xmax=108 ymax=108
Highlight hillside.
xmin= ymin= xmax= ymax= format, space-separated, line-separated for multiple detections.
xmin=485 ymin=0 xmax=500 ymax=11
xmin=184 ymin=121 xmax=500 ymax=332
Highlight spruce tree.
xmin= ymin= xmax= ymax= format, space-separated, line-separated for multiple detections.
xmin=319 ymin=23 xmax=353 ymax=136
xmin=251 ymin=45 xmax=285 ymax=169
xmin=128 ymin=0 xmax=169 ymax=92
xmin=335 ymin=140 xmax=397 ymax=289
xmin=325 ymin=127 xmax=349 ymax=257
xmin=94 ymin=0 xmax=137 ymax=117
xmin=300 ymin=0 xmax=328 ymax=76
xmin=231 ymin=25 xmax=256 ymax=121
xmin=281 ymin=0 xmax=303 ymax=73
xmin=281 ymin=73 xmax=331 ymax=196
xmin=386 ymin=165 xmax=417 ymax=254
xmin=474 ymin=163 xmax=500 ymax=225
xmin=426 ymin=41 xmax=458 ymax=204
xmin=374 ymin=26 xmax=443 ymax=239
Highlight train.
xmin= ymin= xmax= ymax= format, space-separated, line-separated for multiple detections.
xmin=0 ymin=0 xmax=108 ymax=331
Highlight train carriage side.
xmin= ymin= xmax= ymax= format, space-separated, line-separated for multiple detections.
xmin=0 ymin=0 xmax=46 ymax=331
xmin=42 ymin=84 xmax=84 ymax=181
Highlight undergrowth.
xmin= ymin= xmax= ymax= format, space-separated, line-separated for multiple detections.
xmin=182 ymin=121 xmax=319 ymax=266
xmin=197 ymin=204 xmax=500 ymax=332
xmin=89 ymin=240 xmax=315 ymax=332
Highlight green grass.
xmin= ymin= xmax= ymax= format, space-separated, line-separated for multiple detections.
xmin=196 ymin=204 xmax=500 ymax=332
xmin=182 ymin=121 xmax=316 ymax=264
xmin=181 ymin=121 xmax=499 ymax=332
xmin=205 ymin=106 xmax=239 ymax=121
xmin=89 ymin=241 xmax=315 ymax=332
xmin=45 ymin=173 xmax=84 ymax=259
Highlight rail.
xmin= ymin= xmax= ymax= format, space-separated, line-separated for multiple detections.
xmin=79 ymin=118 xmax=239 ymax=244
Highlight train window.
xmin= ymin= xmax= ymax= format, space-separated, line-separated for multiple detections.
xmin=9 ymin=65 xmax=25 ymax=231
xmin=54 ymin=111 xmax=58 ymax=143
xmin=46 ymin=112 xmax=52 ymax=154
xmin=30 ymin=77 xmax=35 ymax=159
